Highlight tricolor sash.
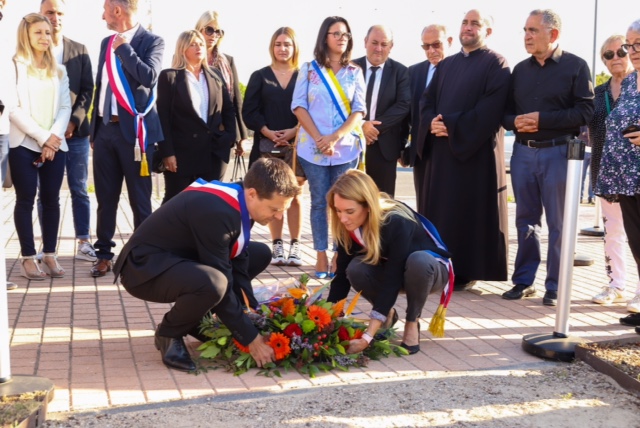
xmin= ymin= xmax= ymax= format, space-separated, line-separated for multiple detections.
xmin=105 ymin=34 xmax=157 ymax=176
xmin=184 ymin=179 xmax=251 ymax=259
xmin=310 ymin=61 xmax=366 ymax=170
xmin=349 ymin=227 xmax=365 ymax=248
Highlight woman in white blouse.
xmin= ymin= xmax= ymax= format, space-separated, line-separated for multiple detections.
xmin=9 ymin=13 xmax=70 ymax=280
xmin=156 ymin=30 xmax=236 ymax=203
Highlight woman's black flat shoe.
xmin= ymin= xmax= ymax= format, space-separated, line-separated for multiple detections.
xmin=400 ymin=321 xmax=420 ymax=354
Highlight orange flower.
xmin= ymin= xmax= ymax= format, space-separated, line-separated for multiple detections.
xmin=268 ymin=332 xmax=291 ymax=360
xmin=288 ymin=287 xmax=307 ymax=299
xmin=352 ymin=329 xmax=363 ymax=339
xmin=307 ymin=305 xmax=332 ymax=329
xmin=273 ymin=298 xmax=296 ymax=317
xmin=233 ymin=338 xmax=250 ymax=353
xmin=331 ymin=299 xmax=346 ymax=318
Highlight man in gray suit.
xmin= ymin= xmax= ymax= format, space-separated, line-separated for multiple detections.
xmin=40 ymin=0 xmax=95 ymax=262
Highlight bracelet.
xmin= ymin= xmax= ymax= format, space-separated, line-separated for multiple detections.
xmin=362 ymin=333 xmax=373 ymax=344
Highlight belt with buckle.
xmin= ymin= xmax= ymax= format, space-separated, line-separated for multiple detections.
xmin=516 ymin=135 xmax=572 ymax=148
xmin=109 ymin=115 xmax=119 ymax=123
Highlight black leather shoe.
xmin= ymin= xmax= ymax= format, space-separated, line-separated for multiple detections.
xmin=502 ymin=284 xmax=536 ymax=300
xmin=636 ymin=326 xmax=640 ymax=335
xmin=90 ymin=259 xmax=112 ymax=277
xmin=620 ymin=313 xmax=640 ymax=327
xmin=543 ymin=290 xmax=558 ymax=306
xmin=400 ymin=322 xmax=420 ymax=355
xmin=382 ymin=308 xmax=399 ymax=330
xmin=154 ymin=328 xmax=196 ymax=372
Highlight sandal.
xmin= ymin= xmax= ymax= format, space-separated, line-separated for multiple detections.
xmin=41 ymin=253 xmax=65 ymax=278
xmin=20 ymin=256 xmax=46 ymax=281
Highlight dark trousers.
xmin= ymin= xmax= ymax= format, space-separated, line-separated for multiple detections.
xmin=9 ymin=146 xmax=66 ymax=256
xmin=365 ymin=142 xmax=397 ymax=197
xmin=510 ymin=143 xmax=567 ymax=291
xmin=619 ymin=195 xmax=640 ymax=278
xmin=413 ymin=154 xmax=427 ymax=216
xmin=93 ymin=122 xmax=152 ymax=260
xmin=346 ymin=251 xmax=447 ymax=321
xmin=123 ymin=241 xmax=270 ymax=339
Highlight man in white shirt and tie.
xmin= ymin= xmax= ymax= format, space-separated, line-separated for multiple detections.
xmin=353 ymin=25 xmax=411 ymax=197
xmin=407 ymin=24 xmax=452 ymax=200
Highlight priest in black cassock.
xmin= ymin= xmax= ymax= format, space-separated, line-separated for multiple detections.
xmin=417 ymin=9 xmax=510 ymax=289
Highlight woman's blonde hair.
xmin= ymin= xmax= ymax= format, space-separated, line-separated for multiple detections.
xmin=15 ymin=13 xmax=57 ymax=78
xmin=171 ymin=30 xmax=209 ymax=71
xmin=269 ymin=27 xmax=299 ymax=69
xmin=195 ymin=10 xmax=224 ymax=51
xmin=327 ymin=169 xmax=416 ymax=265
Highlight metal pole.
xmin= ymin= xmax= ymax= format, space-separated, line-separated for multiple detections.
xmin=591 ymin=0 xmax=598 ymax=84
xmin=0 ymin=190 xmax=11 ymax=383
xmin=555 ymin=140 xmax=585 ymax=336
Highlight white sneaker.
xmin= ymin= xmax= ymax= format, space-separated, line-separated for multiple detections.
xmin=271 ymin=240 xmax=286 ymax=266
xmin=592 ymin=286 xmax=625 ymax=305
xmin=76 ymin=241 xmax=97 ymax=262
xmin=287 ymin=241 xmax=302 ymax=266
xmin=627 ymin=294 xmax=640 ymax=313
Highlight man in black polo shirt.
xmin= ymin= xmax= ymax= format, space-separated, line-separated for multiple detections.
xmin=502 ymin=9 xmax=594 ymax=306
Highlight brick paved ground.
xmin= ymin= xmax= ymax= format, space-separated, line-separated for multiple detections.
xmin=1 ymin=169 xmax=637 ymax=413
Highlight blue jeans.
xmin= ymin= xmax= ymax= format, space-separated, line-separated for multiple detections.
xmin=10 ymin=145 xmax=66 ymax=256
xmin=0 ymin=134 xmax=9 ymax=182
xmin=510 ymin=142 xmax=567 ymax=291
xmin=298 ymin=157 xmax=357 ymax=251
xmin=66 ymin=136 xmax=91 ymax=239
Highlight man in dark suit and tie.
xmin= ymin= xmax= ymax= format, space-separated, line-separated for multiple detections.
xmin=407 ymin=24 xmax=452 ymax=206
xmin=353 ymin=25 xmax=410 ymax=197
xmin=89 ymin=0 xmax=164 ymax=277
xmin=114 ymin=158 xmax=301 ymax=371
xmin=40 ymin=0 xmax=96 ymax=262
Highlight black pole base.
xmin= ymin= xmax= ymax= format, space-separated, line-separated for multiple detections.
xmin=579 ymin=227 xmax=605 ymax=237
xmin=574 ymin=254 xmax=594 ymax=266
xmin=522 ymin=333 xmax=586 ymax=362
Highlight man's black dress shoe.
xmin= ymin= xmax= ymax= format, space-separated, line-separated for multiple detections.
xmin=543 ymin=290 xmax=558 ymax=306
xmin=400 ymin=322 xmax=420 ymax=355
xmin=502 ymin=284 xmax=536 ymax=300
xmin=154 ymin=328 xmax=196 ymax=372
xmin=620 ymin=313 xmax=640 ymax=327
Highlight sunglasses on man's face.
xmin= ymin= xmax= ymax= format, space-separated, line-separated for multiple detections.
xmin=204 ymin=26 xmax=224 ymax=37
xmin=421 ymin=41 xmax=443 ymax=50
xmin=603 ymin=48 xmax=627 ymax=60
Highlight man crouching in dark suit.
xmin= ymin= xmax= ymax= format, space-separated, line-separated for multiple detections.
xmin=353 ymin=25 xmax=410 ymax=197
xmin=113 ymin=158 xmax=301 ymax=372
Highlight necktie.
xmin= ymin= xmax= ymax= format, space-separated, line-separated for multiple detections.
xmin=102 ymin=84 xmax=113 ymax=125
xmin=426 ymin=65 xmax=436 ymax=88
xmin=365 ymin=66 xmax=379 ymax=120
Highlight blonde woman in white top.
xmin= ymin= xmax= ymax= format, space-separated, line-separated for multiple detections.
xmin=9 ymin=13 xmax=70 ymax=280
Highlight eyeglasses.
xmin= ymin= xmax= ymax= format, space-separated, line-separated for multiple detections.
xmin=603 ymin=48 xmax=628 ymax=60
xmin=327 ymin=31 xmax=352 ymax=40
xmin=622 ymin=43 xmax=640 ymax=53
xmin=204 ymin=26 xmax=224 ymax=37
xmin=421 ymin=41 xmax=443 ymax=50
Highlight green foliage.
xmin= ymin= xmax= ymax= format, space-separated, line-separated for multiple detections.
xmin=595 ymin=71 xmax=610 ymax=87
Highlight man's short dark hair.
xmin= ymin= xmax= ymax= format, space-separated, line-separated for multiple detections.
xmin=243 ymin=158 xmax=301 ymax=200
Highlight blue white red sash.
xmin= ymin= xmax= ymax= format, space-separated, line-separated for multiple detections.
xmin=349 ymin=227 xmax=365 ymax=248
xmin=105 ymin=34 xmax=157 ymax=176
xmin=184 ymin=179 xmax=251 ymax=259
xmin=310 ymin=60 xmax=366 ymax=169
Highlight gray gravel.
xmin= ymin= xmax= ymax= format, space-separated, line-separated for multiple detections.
xmin=44 ymin=361 xmax=640 ymax=427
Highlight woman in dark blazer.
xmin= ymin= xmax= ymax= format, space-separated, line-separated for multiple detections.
xmin=195 ymin=11 xmax=249 ymax=163
xmin=157 ymin=30 xmax=236 ymax=204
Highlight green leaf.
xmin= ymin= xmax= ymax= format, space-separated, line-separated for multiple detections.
xmin=200 ymin=346 xmax=221 ymax=359
xmin=217 ymin=336 xmax=228 ymax=346
xmin=294 ymin=312 xmax=304 ymax=324
xmin=301 ymin=319 xmax=316 ymax=334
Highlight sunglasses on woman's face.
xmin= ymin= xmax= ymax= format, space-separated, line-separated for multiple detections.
xmin=204 ymin=26 xmax=224 ymax=37
xmin=603 ymin=48 xmax=627 ymax=60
